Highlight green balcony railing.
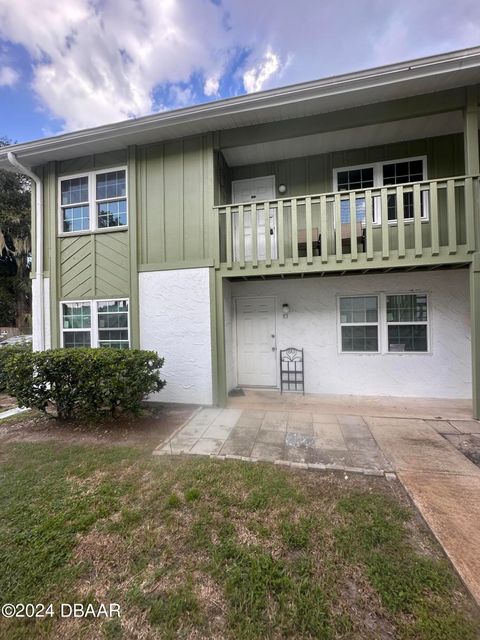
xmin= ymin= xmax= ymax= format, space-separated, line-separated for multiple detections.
xmin=214 ymin=175 xmax=479 ymax=272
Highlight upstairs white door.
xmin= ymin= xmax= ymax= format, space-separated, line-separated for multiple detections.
xmin=232 ymin=176 xmax=277 ymax=261
xmin=236 ymin=297 xmax=277 ymax=387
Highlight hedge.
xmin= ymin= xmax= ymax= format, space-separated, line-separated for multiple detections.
xmin=4 ymin=348 xmax=166 ymax=419
xmin=0 ymin=342 xmax=32 ymax=392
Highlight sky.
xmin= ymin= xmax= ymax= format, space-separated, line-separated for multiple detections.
xmin=0 ymin=0 xmax=479 ymax=143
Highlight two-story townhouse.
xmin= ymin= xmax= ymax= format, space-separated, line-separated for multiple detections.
xmin=1 ymin=47 xmax=479 ymax=415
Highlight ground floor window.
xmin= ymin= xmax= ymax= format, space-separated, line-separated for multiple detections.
xmin=386 ymin=294 xmax=428 ymax=352
xmin=338 ymin=293 xmax=429 ymax=353
xmin=61 ymin=299 xmax=129 ymax=349
xmin=339 ymin=296 xmax=379 ymax=352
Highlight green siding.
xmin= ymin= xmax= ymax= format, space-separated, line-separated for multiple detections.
xmin=59 ymin=235 xmax=93 ymax=298
xmin=228 ymin=134 xmax=465 ymax=199
xmin=138 ymin=133 xmax=215 ymax=267
xmin=57 ymin=149 xmax=127 ymax=176
xmin=58 ymin=232 xmax=130 ymax=300
xmin=95 ymin=232 xmax=131 ymax=298
xmin=214 ymin=150 xmax=232 ymax=206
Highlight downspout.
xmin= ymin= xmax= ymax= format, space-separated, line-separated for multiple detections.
xmin=7 ymin=152 xmax=45 ymax=351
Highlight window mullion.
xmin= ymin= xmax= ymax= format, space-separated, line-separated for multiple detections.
xmin=89 ymin=171 xmax=95 ymax=232
xmin=92 ymin=301 xmax=99 ymax=348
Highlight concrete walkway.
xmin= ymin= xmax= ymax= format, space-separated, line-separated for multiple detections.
xmin=0 ymin=406 xmax=29 ymax=421
xmin=365 ymin=415 xmax=480 ymax=606
xmin=154 ymin=399 xmax=480 ymax=606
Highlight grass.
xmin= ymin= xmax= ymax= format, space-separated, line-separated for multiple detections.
xmin=0 ymin=442 xmax=478 ymax=639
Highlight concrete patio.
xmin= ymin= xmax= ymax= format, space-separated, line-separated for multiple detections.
xmin=226 ymin=389 xmax=474 ymax=420
xmin=154 ymin=390 xmax=475 ymax=473
xmin=154 ymin=407 xmax=392 ymax=473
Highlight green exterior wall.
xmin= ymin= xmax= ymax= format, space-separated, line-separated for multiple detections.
xmin=137 ymin=134 xmax=215 ymax=269
xmin=228 ymin=134 xmax=464 ymax=197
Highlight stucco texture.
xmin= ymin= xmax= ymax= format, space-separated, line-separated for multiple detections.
xmin=227 ymin=270 xmax=471 ymax=399
xmin=139 ymin=267 xmax=213 ymax=404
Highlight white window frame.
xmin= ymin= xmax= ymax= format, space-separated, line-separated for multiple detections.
xmin=58 ymin=166 xmax=128 ymax=236
xmin=333 ymin=156 xmax=428 ymax=225
xmin=337 ymin=294 xmax=380 ymax=354
xmin=60 ymin=301 xmax=93 ymax=348
xmin=337 ymin=292 xmax=431 ymax=355
xmin=385 ymin=292 xmax=430 ymax=354
xmin=60 ymin=298 xmax=131 ymax=348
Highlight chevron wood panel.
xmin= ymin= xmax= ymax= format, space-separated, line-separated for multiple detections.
xmin=95 ymin=232 xmax=130 ymax=297
xmin=59 ymin=236 xmax=93 ymax=299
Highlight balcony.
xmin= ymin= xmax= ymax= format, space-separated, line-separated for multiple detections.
xmin=214 ymin=176 xmax=479 ymax=275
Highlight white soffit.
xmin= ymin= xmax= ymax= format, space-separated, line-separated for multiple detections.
xmin=222 ymin=111 xmax=465 ymax=166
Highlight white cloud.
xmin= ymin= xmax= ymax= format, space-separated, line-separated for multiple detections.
xmin=204 ymin=75 xmax=220 ymax=97
xmin=0 ymin=0 xmax=479 ymax=133
xmin=0 ymin=0 xmax=229 ymax=130
xmin=169 ymin=84 xmax=194 ymax=106
xmin=243 ymin=49 xmax=281 ymax=93
xmin=0 ymin=65 xmax=18 ymax=86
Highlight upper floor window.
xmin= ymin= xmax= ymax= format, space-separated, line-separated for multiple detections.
xmin=383 ymin=160 xmax=426 ymax=221
xmin=59 ymin=168 xmax=127 ymax=234
xmin=333 ymin=157 xmax=427 ymax=225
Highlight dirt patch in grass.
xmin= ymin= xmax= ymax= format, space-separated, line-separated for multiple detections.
xmin=0 ymin=392 xmax=16 ymax=412
xmin=0 ymin=403 xmax=195 ymax=450
xmin=0 ymin=444 xmax=479 ymax=640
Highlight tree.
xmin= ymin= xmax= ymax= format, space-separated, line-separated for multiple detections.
xmin=0 ymin=138 xmax=31 ymax=329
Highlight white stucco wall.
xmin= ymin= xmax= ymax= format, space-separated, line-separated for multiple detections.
xmin=230 ymin=270 xmax=471 ymax=399
xmin=139 ymin=267 xmax=213 ymax=404
xmin=32 ymin=276 xmax=51 ymax=351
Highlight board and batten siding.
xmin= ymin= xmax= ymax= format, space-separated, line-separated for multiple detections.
xmin=137 ymin=134 xmax=215 ymax=268
xmin=228 ymin=134 xmax=465 ymax=198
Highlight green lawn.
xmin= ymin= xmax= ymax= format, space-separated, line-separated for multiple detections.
xmin=0 ymin=442 xmax=478 ymax=639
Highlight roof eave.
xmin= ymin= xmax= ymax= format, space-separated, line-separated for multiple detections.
xmin=1 ymin=45 xmax=480 ymax=170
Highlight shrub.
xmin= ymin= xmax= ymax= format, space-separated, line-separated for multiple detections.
xmin=0 ymin=341 xmax=32 ymax=392
xmin=4 ymin=348 xmax=166 ymax=419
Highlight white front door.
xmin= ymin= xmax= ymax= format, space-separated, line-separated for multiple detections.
xmin=236 ymin=297 xmax=277 ymax=387
xmin=232 ymin=176 xmax=277 ymax=261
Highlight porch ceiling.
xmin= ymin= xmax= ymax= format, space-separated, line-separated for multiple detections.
xmin=223 ymin=111 xmax=464 ymax=166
